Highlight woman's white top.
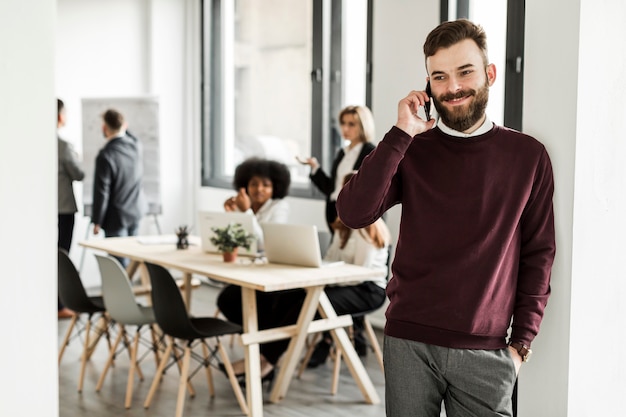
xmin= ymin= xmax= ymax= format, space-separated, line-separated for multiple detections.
xmin=240 ymin=198 xmax=289 ymax=251
xmin=323 ymin=229 xmax=389 ymax=288
xmin=330 ymin=142 xmax=364 ymax=202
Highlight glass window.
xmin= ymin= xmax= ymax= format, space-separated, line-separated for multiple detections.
xmin=202 ymin=0 xmax=370 ymax=197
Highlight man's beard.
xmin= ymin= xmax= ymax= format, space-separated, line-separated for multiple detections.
xmin=432 ymin=80 xmax=489 ymax=132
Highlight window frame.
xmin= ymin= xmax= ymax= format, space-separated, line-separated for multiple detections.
xmin=200 ymin=0 xmax=372 ymax=199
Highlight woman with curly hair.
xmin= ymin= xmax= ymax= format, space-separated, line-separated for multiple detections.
xmin=216 ymin=157 xmax=293 ymax=381
xmin=223 ymin=157 xmax=291 ymax=249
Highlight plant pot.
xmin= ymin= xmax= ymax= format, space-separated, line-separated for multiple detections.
xmin=222 ymin=247 xmax=239 ymax=263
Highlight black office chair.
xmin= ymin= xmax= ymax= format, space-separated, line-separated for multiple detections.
xmin=142 ymin=262 xmax=248 ymax=417
xmin=57 ymin=248 xmax=112 ymax=393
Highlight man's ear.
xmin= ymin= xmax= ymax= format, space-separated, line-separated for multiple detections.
xmin=486 ymin=63 xmax=496 ymax=86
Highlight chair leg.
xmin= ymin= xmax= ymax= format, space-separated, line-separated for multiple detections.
xmin=297 ymin=332 xmax=321 ymax=378
xmin=172 ymin=341 xmax=196 ymax=397
xmin=78 ymin=317 xmax=92 ymax=392
xmin=217 ymin=341 xmax=249 ymax=416
xmin=363 ymin=317 xmax=384 ymax=373
xmin=86 ymin=315 xmax=109 ymax=360
xmin=331 ymin=347 xmax=342 ymax=395
xmin=150 ymin=324 xmax=162 ymax=367
xmin=144 ymin=338 xmax=173 ymax=409
xmin=58 ymin=314 xmax=78 ymax=365
xmin=96 ymin=324 xmax=125 ymax=392
xmin=175 ymin=345 xmax=192 ymax=417
xmin=132 ymin=327 xmax=145 ymax=382
xmin=125 ymin=329 xmax=141 ymax=409
xmin=201 ymin=341 xmax=215 ymax=398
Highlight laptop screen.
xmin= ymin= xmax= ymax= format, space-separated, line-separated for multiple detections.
xmin=261 ymin=223 xmax=342 ymax=268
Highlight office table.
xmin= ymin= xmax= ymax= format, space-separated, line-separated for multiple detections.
xmin=80 ymin=236 xmax=381 ymax=417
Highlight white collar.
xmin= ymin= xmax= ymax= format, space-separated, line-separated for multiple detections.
xmin=437 ymin=116 xmax=493 ymax=138
xmin=343 ymin=141 xmax=364 ymax=154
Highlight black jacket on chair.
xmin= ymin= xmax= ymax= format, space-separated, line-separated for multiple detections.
xmin=92 ymin=134 xmax=144 ymax=231
xmin=310 ymin=141 xmax=375 ymax=230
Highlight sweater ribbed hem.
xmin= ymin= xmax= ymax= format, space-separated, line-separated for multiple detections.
xmin=385 ymin=318 xmax=507 ymax=350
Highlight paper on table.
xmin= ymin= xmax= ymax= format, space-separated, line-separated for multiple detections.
xmin=136 ymin=235 xmax=178 ymax=245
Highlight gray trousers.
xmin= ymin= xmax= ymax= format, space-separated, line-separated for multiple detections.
xmin=384 ymin=336 xmax=517 ymax=417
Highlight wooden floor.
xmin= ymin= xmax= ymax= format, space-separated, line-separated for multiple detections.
xmin=58 ymin=280 xmax=387 ymax=417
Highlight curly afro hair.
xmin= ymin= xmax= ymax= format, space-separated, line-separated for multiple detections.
xmin=233 ymin=158 xmax=291 ymax=199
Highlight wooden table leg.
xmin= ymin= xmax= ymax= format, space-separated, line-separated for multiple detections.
xmin=181 ymin=272 xmax=192 ymax=310
xmin=317 ymin=292 xmax=380 ymax=404
xmin=269 ymin=286 xmax=323 ymax=403
xmin=126 ymin=260 xmax=141 ymax=282
xmin=241 ymin=287 xmax=263 ymax=417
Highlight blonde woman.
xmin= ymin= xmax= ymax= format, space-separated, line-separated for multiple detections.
xmin=298 ymin=105 xmax=376 ymax=232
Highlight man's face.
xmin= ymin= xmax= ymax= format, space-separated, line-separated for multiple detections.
xmin=426 ymin=39 xmax=496 ymax=133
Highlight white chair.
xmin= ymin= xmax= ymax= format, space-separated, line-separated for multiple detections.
xmin=94 ymin=254 xmax=162 ymax=409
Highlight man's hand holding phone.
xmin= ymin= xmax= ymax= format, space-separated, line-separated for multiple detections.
xmin=395 ymin=85 xmax=435 ymax=138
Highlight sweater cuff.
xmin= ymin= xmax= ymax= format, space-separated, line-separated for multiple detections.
xmin=382 ymin=126 xmax=414 ymax=153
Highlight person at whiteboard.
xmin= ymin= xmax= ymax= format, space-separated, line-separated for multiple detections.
xmin=296 ymin=105 xmax=376 ymax=233
xmin=222 ymin=157 xmax=291 ymax=251
xmin=57 ymin=98 xmax=84 ymax=319
xmin=91 ymin=108 xmax=145 ymax=268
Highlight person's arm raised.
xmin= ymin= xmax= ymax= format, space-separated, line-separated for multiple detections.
xmin=395 ymin=90 xmax=436 ymax=137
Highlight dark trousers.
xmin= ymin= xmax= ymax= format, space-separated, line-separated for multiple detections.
xmin=58 ymin=213 xmax=75 ymax=310
xmin=216 ymin=282 xmax=385 ymax=365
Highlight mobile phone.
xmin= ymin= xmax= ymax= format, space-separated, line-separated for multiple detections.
xmin=424 ymin=81 xmax=432 ymax=121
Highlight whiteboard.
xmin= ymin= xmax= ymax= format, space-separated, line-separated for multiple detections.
xmin=81 ymin=97 xmax=161 ymax=217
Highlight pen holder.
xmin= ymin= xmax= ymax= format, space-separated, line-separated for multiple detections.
xmin=175 ymin=226 xmax=190 ymax=250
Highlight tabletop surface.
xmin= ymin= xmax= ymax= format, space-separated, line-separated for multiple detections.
xmin=80 ymin=235 xmax=381 ymax=292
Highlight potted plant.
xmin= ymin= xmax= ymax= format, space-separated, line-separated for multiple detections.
xmin=209 ymin=222 xmax=255 ymax=262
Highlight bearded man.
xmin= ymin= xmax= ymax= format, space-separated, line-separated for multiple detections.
xmin=337 ymin=19 xmax=555 ymax=417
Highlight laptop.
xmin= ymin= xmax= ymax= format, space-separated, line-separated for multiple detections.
xmin=197 ymin=210 xmax=259 ymax=256
xmin=261 ymin=223 xmax=344 ymax=268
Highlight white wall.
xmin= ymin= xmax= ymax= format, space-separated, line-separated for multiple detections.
xmin=56 ymin=0 xmax=192 ymax=286
xmin=568 ymin=0 xmax=626 ymax=411
xmin=524 ymin=0 xmax=626 ymax=416
xmin=520 ymin=0 xmax=579 ymax=414
xmin=0 ymin=1 xmax=58 ymax=416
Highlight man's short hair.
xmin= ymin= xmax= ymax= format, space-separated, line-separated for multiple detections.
xmin=102 ymin=109 xmax=125 ymax=131
xmin=423 ymin=19 xmax=489 ymax=66
xmin=57 ymin=99 xmax=64 ymax=117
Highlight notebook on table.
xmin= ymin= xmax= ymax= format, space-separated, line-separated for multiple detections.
xmin=197 ymin=210 xmax=259 ymax=257
xmin=261 ymin=223 xmax=344 ymax=268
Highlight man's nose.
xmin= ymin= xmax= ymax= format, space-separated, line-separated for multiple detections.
xmin=445 ymin=76 xmax=463 ymax=93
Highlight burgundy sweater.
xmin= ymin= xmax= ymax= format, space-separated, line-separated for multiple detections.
xmin=336 ymin=125 xmax=555 ymax=349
